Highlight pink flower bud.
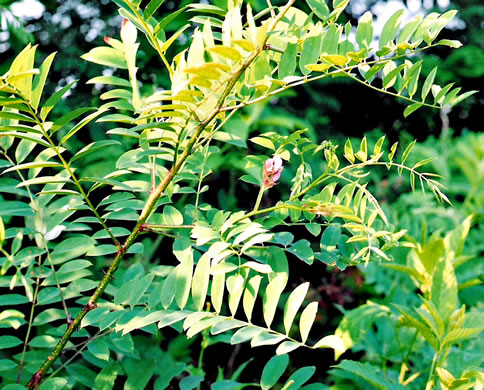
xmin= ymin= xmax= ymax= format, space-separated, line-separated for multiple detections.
xmin=120 ymin=18 xmax=137 ymax=44
xmin=263 ymin=155 xmax=283 ymax=188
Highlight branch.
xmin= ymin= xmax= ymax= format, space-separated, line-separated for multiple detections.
xmin=25 ymin=22 xmax=267 ymax=390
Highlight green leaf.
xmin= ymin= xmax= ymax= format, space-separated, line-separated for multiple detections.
xmin=0 ymin=217 xmax=4 ymax=250
xmin=211 ymin=273 xmax=225 ymax=314
xmin=81 ymin=47 xmax=128 ymax=69
xmin=437 ymin=39 xmax=462 ymax=48
xmin=227 ymin=274 xmax=245 ymax=317
xmin=263 ymin=274 xmax=286 ymax=328
xmin=0 ymin=111 xmax=35 ymax=123
xmin=81 ymin=307 xmax=110 ymax=328
xmin=51 ymin=107 xmax=96 ymax=133
xmin=88 ymin=338 xmax=110 ymax=361
xmin=157 ymin=310 xmax=191 ymax=329
xmin=31 ymin=52 xmax=56 ymax=111
xmin=58 ymin=259 xmax=92 ymax=273
xmin=261 ymin=354 xmax=289 ymax=390
xmin=393 ymin=304 xmax=439 ymax=350
xmin=306 ymin=0 xmax=330 ymax=21
xmin=191 ymin=254 xmax=210 ymax=311
xmin=429 ymin=10 xmax=458 ymax=42
xmin=173 ymin=236 xmax=193 ymax=263
xmin=114 ymin=274 xmax=154 ymax=307
xmin=431 ymin=257 xmax=458 ymax=322
xmin=379 ymin=9 xmax=404 ymax=49
xmin=321 ymin=224 xmax=341 ymax=252
xmin=356 ymin=11 xmax=373 ymax=50
xmin=0 ymin=359 xmax=17 ymax=372
xmin=401 ymin=140 xmax=416 ymax=165
xmin=330 ymin=360 xmax=396 ymax=390
xmin=15 ymin=138 xmax=37 ymax=164
xmin=17 ymin=176 xmax=71 ymax=188
xmin=3 ymin=385 xmax=27 ymax=390
xmin=363 ymin=62 xmax=385 ymax=82
xmin=144 ymin=0 xmax=165 ymax=19
xmin=211 ymin=319 xmax=246 ymax=335
xmin=93 ymin=361 xmax=121 ymax=390
xmin=186 ymin=316 xmax=224 ymax=339
xmin=421 ymin=66 xmax=437 ymax=101
xmin=231 ymin=326 xmax=263 ymax=344
xmin=0 ymin=201 xmax=33 ymax=217
xmin=300 ymin=30 xmax=323 ymax=75
xmin=51 ymin=236 xmax=95 ymax=264
xmin=60 ymin=108 xmax=108 ymax=145
xmin=433 ymin=83 xmax=454 ymax=105
xmin=154 ymin=5 xmax=189 ymax=33
xmin=305 ymin=223 xmax=321 ymax=236
xmin=388 ymin=142 xmax=398 ymax=162
xmin=250 ymin=331 xmax=285 ymax=347
xmin=276 ymin=341 xmax=300 ymax=355
xmin=299 ymin=302 xmax=318 ymax=343
xmin=29 ymin=335 xmax=57 ymax=348
xmin=383 ymin=62 xmax=405 ymax=89
xmin=180 ymin=376 xmax=204 ymax=390
xmin=40 ymin=81 xmax=77 ymax=121
xmin=70 ymin=140 xmax=121 ymax=163
xmin=313 ymin=335 xmax=346 ymax=359
xmin=321 ymin=24 xmax=342 ymax=56
xmin=287 ymin=240 xmax=314 ymax=264
xmin=407 ymin=62 xmax=422 ymax=98
xmin=0 ymin=132 xmax=51 ymax=149
xmin=443 ymin=328 xmax=482 ymax=345
xmin=284 ymin=282 xmax=309 ymax=334
xmin=344 ymin=139 xmax=354 ymax=163
xmin=2 ymin=161 xmax=63 ymax=174
xmin=163 ymin=205 xmax=184 ymax=226
xmin=87 ymin=75 xmax=131 ymax=87
xmin=124 ymin=358 xmax=154 ymax=390
xmin=0 ymin=335 xmax=22 ymax=349
xmin=278 ymin=42 xmax=298 ymax=79
xmin=175 ymin=257 xmax=193 ymax=310
xmin=396 ymin=15 xmax=423 ymax=44
xmin=207 ymin=46 xmax=242 ymax=61
xmin=8 ymin=44 xmax=36 ymax=99
xmin=39 ymin=378 xmax=67 ymax=390
xmin=284 ymin=366 xmax=316 ymax=389
xmin=243 ymin=275 xmax=262 ymax=322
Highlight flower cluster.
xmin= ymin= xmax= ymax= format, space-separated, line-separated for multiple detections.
xmin=263 ymin=155 xmax=283 ymax=189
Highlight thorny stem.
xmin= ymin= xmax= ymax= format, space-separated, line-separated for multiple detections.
xmin=194 ymin=139 xmax=212 ymax=210
xmin=25 ymin=0 xmax=288 ymax=380
xmin=47 ymin=330 xmax=113 ymax=380
xmin=144 ymin=223 xmax=195 ymax=230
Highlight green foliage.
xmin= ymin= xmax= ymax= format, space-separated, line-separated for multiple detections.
xmin=0 ymin=0 xmax=481 ymax=389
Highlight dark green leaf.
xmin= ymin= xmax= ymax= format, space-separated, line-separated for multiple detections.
xmin=261 ymin=354 xmax=289 ymax=390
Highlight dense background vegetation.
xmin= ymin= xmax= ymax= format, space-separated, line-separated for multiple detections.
xmin=0 ymin=0 xmax=482 ymax=388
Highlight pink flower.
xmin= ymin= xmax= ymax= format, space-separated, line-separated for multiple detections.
xmin=263 ymin=155 xmax=283 ymax=188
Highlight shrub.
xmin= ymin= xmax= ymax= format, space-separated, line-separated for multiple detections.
xmin=0 ymin=1 xmax=481 ymax=389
